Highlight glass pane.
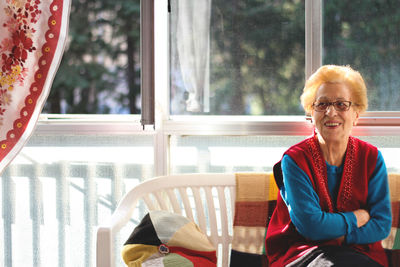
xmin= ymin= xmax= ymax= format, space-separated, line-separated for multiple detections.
xmin=0 ymin=133 xmax=153 ymax=267
xmin=170 ymin=135 xmax=400 ymax=174
xmin=43 ymin=0 xmax=141 ymax=114
xmin=170 ymin=0 xmax=305 ymax=115
xmin=170 ymin=135 xmax=306 ymax=173
xmin=323 ymin=0 xmax=400 ymax=111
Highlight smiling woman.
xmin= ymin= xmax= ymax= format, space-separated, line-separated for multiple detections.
xmin=266 ymin=65 xmax=392 ymax=267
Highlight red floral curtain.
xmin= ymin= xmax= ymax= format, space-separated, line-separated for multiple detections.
xmin=0 ymin=0 xmax=70 ymax=173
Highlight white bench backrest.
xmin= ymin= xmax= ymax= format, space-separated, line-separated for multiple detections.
xmin=97 ymin=173 xmax=236 ymax=267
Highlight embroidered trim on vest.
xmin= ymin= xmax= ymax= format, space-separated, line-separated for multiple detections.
xmin=337 ymin=136 xmax=357 ymax=211
xmin=306 ymin=136 xmax=334 ymax=212
xmin=305 ymin=135 xmax=358 ymax=212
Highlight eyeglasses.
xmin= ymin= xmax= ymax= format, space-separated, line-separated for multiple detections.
xmin=312 ymin=100 xmax=352 ymax=112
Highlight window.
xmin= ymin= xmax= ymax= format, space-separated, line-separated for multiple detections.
xmin=43 ymin=0 xmax=141 ymax=114
xmin=323 ymin=0 xmax=400 ymax=111
xmin=170 ymin=135 xmax=400 ymax=174
xmin=1 ymin=1 xmax=146 ymax=267
xmin=170 ymin=0 xmax=305 ymax=115
xmin=1 ymin=133 xmax=154 ymax=267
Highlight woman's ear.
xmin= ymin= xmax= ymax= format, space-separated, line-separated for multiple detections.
xmin=310 ymin=110 xmax=315 ymax=124
xmin=353 ymin=111 xmax=360 ymax=126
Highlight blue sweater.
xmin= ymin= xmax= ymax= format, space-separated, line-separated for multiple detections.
xmin=280 ymin=151 xmax=392 ymax=244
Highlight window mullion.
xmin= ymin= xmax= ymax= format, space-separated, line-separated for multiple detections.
xmin=154 ymin=0 xmax=170 ymax=176
xmin=141 ymin=0 xmax=155 ymax=127
xmin=305 ymin=0 xmax=322 ymax=79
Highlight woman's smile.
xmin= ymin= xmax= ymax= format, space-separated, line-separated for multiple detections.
xmin=324 ymin=121 xmax=341 ymax=128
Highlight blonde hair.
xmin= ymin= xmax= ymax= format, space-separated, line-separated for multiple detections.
xmin=300 ymin=65 xmax=368 ymax=114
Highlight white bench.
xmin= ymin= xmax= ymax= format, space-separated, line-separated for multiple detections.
xmin=96 ymin=173 xmax=236 ymax=267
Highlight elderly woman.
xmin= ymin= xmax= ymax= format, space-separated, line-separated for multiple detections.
xmin=265 ymin=65 xmax=392 ymax=267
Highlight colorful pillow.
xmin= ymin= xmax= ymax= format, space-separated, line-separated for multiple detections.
xmin=122 ymin=210 xmax=217 ymax=267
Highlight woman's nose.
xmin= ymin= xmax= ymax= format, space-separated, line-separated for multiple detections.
xmin=325 ymin=104 xmax=338 ymax=115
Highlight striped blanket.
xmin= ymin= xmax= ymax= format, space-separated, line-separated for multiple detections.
xmin=229 ymin=173 xmax=278 ymax=267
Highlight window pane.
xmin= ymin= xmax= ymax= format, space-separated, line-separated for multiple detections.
xmin=170 ymin=135 xmax=400 ymax=174
xmin=43 ymin=0 xmax=141 ymax=114
xmin=170 ymin=0 xmax=305 ymax=115
xmin=170 ymin=135 xmax=306 ymax=173
xmin=323 ymin=0 xmax=400 ymax=111
xmin=0 ymin=133 xmax=153 ymax=267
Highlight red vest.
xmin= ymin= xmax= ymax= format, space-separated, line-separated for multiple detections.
xmin=265 ymin=135 xmax=388 ymax=267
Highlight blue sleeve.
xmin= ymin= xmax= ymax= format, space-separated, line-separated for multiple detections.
xmin=345 ymin=151 xmax=392 ymax=244
xmin=281 ymin=155 xmax=356 ymax=241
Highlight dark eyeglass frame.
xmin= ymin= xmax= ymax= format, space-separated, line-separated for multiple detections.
xmin=312 ymin=100 xmax=352 ymax=112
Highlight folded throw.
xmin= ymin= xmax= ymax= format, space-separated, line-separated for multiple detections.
xmin=230 ymin=173 xmax=278 ymax=267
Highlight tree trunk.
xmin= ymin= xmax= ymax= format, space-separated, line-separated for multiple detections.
xmin=230 ymin=0 xmax=245 ymax=115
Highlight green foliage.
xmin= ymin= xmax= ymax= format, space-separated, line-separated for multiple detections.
xmin=324 ymin=0 xmax=400 ymax=111
xmin=171 ymin=0 xmax=306 ymax=115
xmin=44 ymin=0 xmax=140 ymax=114
xmin=208 ymin=0 xmax=305 ymax=115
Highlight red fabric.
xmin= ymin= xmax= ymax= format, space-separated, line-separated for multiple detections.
xmin=265 ymin=135 xmax=388 ymax=267
xmin=170 ymin=246 xmax=217 ymax=267
xmin=234 ymin=201 xmax=270 ymax=227
xmin=392 ymin=202 xmax=399 ymax=227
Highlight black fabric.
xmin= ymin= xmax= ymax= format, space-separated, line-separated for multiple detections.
xmin=286 ymin=245 xmax=383 ymax=267
xmin=385 ymin=249 xmax=400 ymax=267
xmin=273 ymin=161 xmax=284 ymax=189
xmin=230 ymin=250 xmax=269 ymax=267
xmin=123 ymin=213 xmax=161 ymax=246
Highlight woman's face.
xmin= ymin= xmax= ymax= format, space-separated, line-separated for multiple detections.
xmin=311 ymin=82 xmax=359 ymax=145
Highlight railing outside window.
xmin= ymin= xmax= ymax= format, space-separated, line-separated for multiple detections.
xmin=1 ymin=125 xmax=154 ymax=267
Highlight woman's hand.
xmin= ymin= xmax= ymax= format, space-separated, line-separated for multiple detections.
xmin=353 ymin=209 xmax=370 ymax=228
xmin=336 ymin=235 xmax=345 ymax=244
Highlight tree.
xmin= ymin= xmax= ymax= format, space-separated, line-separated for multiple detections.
xmin=170 ymin=0 xmax=306 ymax=115
xmin=44 ymin=0 xmax=141 ymax=114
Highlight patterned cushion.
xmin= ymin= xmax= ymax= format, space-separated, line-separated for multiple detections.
xmin=122 ymin=210 xmax=217 ymax=267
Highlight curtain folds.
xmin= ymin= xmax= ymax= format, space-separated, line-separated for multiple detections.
xmin=0 ymin=0 xmax=70 ymax=174
xmin=176 ymin=0 xmax=212 ymax=112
